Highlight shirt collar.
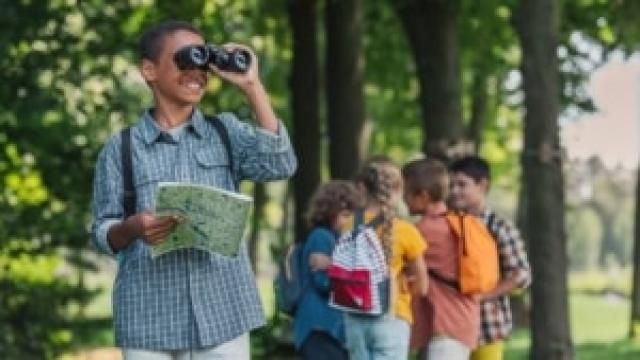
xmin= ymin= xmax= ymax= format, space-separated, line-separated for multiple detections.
xmin=139 ymin=108 xmax=206 ymax=145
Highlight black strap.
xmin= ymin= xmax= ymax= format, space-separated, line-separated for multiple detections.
xmin=119 ymin=115 xmax=237 ymax=219
xmin=205 ymin=115 xmax=237 ymax=190
xmin=121 ymin=127 xmax=136 ymax=219
xmin=353 ymin=209 xmax=385 ymax=231
xmin=428 ymin=269 xmax=460 ymax=291
xmin=486 ymin=212 xmax=498 ymax=239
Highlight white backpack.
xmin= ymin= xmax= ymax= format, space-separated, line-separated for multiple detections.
xmin=328 ymin=210 xmax=390 ymax=316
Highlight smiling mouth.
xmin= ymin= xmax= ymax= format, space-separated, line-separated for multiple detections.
xmin=182 ymin=79 xmax=206 ymax=92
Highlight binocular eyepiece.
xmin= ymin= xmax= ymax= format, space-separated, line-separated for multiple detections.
xmin=174 ymin=44 xmax=251 ymax=73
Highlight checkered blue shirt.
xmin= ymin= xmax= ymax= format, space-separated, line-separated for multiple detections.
xmin=91 ymin=109 xmax=297 ymax=350
xmin=479 ymin=208 xmax=531 ymax=344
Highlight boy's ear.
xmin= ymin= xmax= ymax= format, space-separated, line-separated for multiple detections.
xmin=479 ymin=178 xmax=490 ymax=193
xmin=140 ymin=59 xmax=157 ymax=82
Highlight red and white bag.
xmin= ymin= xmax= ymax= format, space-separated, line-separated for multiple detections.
xmin=328 ymin=210 xmax=390 ymax=316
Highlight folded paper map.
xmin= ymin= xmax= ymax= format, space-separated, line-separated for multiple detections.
xmin=153 ymin=182 xmax=253 ymax=258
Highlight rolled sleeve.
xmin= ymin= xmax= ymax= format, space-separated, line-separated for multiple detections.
xmin=218 ymin=112 xmax=297 ymax=182
xmin=90 ymin=136 xmax=124 ymax=257
xmin=255 ymin=122 xmax=292 ymax=153
xmin=496 ymin=220 xmax=531 ymax=289
xmin=94 ymin=219 xmax=120 ymax=256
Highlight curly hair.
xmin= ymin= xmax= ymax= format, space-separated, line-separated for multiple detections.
xmin=355 ymin=156 xmax=403 ymax=263
xmin=305 ymin=180 xmax=362 ymax=229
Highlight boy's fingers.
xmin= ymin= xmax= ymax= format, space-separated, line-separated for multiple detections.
xmin=146 ymin=223 xmax=177 ymax=238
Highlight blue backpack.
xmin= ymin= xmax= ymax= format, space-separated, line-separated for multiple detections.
xmin=274 ymin=243 xmax=306 ymax=316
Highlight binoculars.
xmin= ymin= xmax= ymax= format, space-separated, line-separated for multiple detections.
xmin=174 ymin=44 xmax=251 ymax=73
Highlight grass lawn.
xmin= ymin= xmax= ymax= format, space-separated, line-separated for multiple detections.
xmin=505 ymin=293 xmax=640 ymax=359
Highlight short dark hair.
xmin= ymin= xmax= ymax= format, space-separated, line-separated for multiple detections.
xmin=449 ymin=156 xmax=491 ymax=183
xmin=402 ymin=158 xmax=449 ymax=202
xmin=138 ymin=20 xmax=203 ymax=62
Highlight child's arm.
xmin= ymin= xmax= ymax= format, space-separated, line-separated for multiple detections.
xmin=309 ymin=253 xmax=331 ymax=293
xmin=406 ymin=256 xmax=429 ymax=296
xmin=211 ymin=44 xmax=278 ymax=133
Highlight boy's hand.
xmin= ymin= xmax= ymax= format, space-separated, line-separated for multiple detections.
xmin=210 ymin=42 xmax=278 ymax=133
xmin=127 ymin=211 xmax=181 ymax=246
xmin=210 ymin=43 xmax=260 ymax=93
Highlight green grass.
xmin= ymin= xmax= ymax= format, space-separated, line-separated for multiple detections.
xmin=569 ymin=269 xmax=631 ymax=297
xmin=505 ymin=293 xmax=640 ymax=359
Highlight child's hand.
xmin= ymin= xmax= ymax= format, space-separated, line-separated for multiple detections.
xmin=210 ymin=43 xmax=260 ymax=93
xmin=309 ymin=253 xmax=332 ymax=271
xmin=127 ymin=211 xmax=181 ymax=246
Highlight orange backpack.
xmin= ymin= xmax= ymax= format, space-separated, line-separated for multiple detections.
xmin=444 ymin=212 xmax=499 ymax=295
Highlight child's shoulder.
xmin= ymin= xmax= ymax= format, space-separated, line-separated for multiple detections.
xmin=392 ymin=218 xmax=424 ymax=241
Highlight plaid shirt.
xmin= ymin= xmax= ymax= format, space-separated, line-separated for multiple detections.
xmin=478 ymin=208 xmax=531 ymax=344
xmin=91 ymin=109 xmax=297 ymax=350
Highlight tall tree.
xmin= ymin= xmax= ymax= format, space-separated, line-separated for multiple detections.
xmin=513 ymin=0 xmax=573 ymax=358
xmin=631 ymin=166 xmax=640 ymax=338
xmin=394 ymin=0 xmax=465 ymax=160
xmin=326 ymin=0 xmax=366 ymax=178
xmin=289 ymin=0 xmax=321 ymax=239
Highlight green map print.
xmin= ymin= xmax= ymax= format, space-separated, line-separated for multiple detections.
xmin=153 ymin=182 xmax=253 ymax=258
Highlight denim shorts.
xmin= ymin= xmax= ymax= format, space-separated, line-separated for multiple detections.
xmin=344 ymin=314 xmax=410 ymax=360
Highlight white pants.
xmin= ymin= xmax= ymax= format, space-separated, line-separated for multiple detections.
xmin=423 ymin=336 xmax=470 ymax=360
xmin=123 ymin=333 xmax=250 ymax=360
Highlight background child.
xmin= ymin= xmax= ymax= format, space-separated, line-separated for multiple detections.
xmin=294 ymin=180 xmax=361 ymax=360
xmin=343 ymin=156 xmax=428 ymax=360
xmin=403 ymin=158 xmax=480 ymax=360
xmin=449 ymin=156 xmax=531 ymax=360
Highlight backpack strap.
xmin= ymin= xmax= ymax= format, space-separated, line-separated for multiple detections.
xmin=435 ymin=211 xmax=467 ymax=292
xmin=204 ymin=115 xmax=238 ymax=191
xmin=352 ymin=209 xmax=385 ymax=233
xmin=428 ymin=269 xmax=460 ymax=291
xmin=366 ymin=213 xmax=386 ymax=229
xmin=119 ymin=115 xmax=237 ymax=220
xmin=354 ymin=208 xmax=365 ymax=228
xmin=121 ymin=127 xmax=136 ymax=219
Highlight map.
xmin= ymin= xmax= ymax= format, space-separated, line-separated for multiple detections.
xmin=152 ymin=182 xmax=253 ymax=258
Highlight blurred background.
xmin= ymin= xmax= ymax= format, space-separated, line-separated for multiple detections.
xmin=1 ymin=0 xmax=639 ymax=359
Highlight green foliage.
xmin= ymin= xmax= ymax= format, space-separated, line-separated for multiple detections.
xmin=506 ymin=292 xmax=640 ymax=359
xmin=0 ymin=0 xmax=297 ymax=357
xmin=3 ymin=0 xmax=640 ymax=357
xmin=567 ymin=207 xmax=603 ymax=270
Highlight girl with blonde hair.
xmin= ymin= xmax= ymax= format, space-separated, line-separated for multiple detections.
xmin=343 ymin=156 xmax=429 ymax=360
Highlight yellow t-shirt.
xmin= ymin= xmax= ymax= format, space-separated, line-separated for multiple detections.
xmin=344 ymin=212 xmax=427 ymax=323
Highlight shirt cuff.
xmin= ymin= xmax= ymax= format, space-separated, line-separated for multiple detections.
xmin=255 ymin=121 xmax=292 ymax=153
xmin=512 ymin=268 xmax=532 ymax=289
xmin=95 ymin=219 xmax=121 ymax=257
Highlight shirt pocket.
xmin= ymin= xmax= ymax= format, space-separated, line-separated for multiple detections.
xmin=194 ymin=147 xmax=232 ymax=187
xmin=134 ymin=167 xmax=164 ymax=210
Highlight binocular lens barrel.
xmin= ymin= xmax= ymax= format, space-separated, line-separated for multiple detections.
xmin=173 ymin=45 xmax=250 ymax=73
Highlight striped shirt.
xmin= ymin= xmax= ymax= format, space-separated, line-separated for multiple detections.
xmin=478 ymin=208 xmax=531 ymax=344
xmin=90 ymin=108 xmax=297 ymax=349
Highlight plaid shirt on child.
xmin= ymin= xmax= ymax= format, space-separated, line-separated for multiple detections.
xmin=479 ymin=208 xmax=531 ymax=344
xmin=91 ymin=109 xmax=297 ymax=349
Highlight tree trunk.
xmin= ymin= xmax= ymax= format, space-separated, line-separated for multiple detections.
xmin=468 ymin=71 xmax=488 ymax=154
xmin=326 ymin=0 xmax=366 ymax=179
xmin=630 ymin=166 xmax=640 ymax=338
xmin=513 ymin=0 xmax=573 ymax=359
xmin=248 ymin=183 xmax=266 ymax=272
xmin=394 ymin=0 xmax=466 ymax=161
xmin=289 ymin=0 xmax=321 ymax=240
